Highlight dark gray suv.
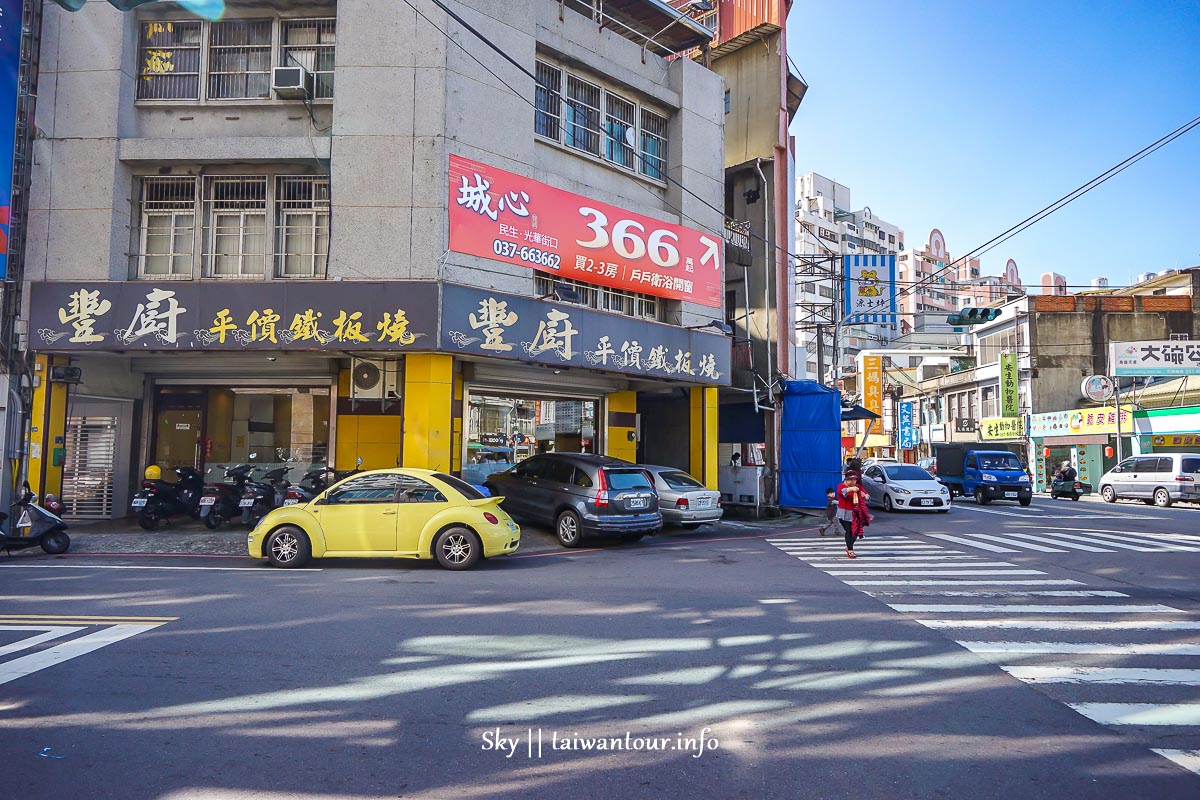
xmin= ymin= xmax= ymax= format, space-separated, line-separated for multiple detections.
xmin=484 ymin=453 xmax=662 ymax=547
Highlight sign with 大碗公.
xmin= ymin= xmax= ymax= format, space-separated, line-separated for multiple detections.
xmin=843 ymin=255 xmax=896 ymax=323
xmin=448 ymin=155 xmax=723 ymax=308
xmin=1110 ymin=340 xmax=1200 ymax=377
xmin=28 ymin=282 xmax=439 ymax=350
xmin=440 ymin=284 xmax=730 ymax=384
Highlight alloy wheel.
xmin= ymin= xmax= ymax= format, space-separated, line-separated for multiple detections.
xmin=440 ymin=532 xmax=472 ymax=565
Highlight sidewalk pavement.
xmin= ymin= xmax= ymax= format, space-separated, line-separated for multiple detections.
xmin=9 ymin=511 xmax=814 ymax=558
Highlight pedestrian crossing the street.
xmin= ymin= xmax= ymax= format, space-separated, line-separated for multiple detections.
xmin=767 ymin=534 xmax=1200 ymax=778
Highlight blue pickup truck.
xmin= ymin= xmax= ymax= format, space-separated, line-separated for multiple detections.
xmin=935 ymin=444 xmax=1033 ymax=506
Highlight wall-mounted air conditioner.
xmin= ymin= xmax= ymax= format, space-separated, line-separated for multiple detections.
xmin=272 ymin=65 xmax=313 ymax=100
xmin=350 ymin=359 xmax=400 ymax=401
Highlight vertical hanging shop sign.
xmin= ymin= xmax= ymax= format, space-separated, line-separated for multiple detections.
xmin=863 ymin=355 xmax=883 ymax=418
xmin=0 ymin=0 xmax=23 ymax=278
xmin=898 ymin=401 xmax=916 ymax=449
xmin=1000 ymin=352 xmax=1019 ymax=417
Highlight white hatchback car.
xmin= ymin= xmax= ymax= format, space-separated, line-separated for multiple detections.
xmin=861 ymin=463 xmax=951 ymax=513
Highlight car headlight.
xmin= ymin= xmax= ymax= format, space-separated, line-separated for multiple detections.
xmin=939 ymin=486 xmax=949 ymax=493
xmin=982 ymin=474 xmax=997 ymax=482
xmin=891 ymin=486 xmax=912 ymax=494
xmin=1018 ymin=475 xmax=1030 ymax=483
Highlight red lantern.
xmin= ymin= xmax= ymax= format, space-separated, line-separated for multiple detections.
xmin=1042 ymin=447 xmax=1051 ymax=457
xmin=1105 ymin=445 xmax=1114 ymax=458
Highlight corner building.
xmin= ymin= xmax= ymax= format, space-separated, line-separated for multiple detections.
xmin=23 ymin=1 xmax=727 ymax=518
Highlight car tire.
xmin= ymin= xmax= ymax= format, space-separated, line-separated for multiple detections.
xmin=433 ymin=527 xmax=481 ymax=570
xmin=266 ymin=525 xmax=311 ymax=568
xmin=681 ymin=523 xmax=702 ymax=531
xmin=1071 ymin=494 xmax=1080 ymax=501
xmin=974 ymin=488 xmax=990 ymax=505
xmin=137 ymin=505 xmax=160 ymax=530
xmin=1101 ymin=485 xmax=1116 ymax=503
xmin=555 ymin=510 xmax=582 ymax=548
xmin=1154 ymin=488 xmax=1173 ymax=508
xmin=883 ymin=495 xmax=895 ymax=513
xmin=40 ymin=530 xmax=70 ymax=554
xmin=1019 ymin=497 xmax=1032 ymax=507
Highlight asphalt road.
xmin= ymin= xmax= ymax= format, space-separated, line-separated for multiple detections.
xmin=0 ymin=498 xmax=1197 ymax=799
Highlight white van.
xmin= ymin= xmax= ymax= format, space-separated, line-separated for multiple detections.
xmin=1098 ymin=453 xmax=1200 ymax=507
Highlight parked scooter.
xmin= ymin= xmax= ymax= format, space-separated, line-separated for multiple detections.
xmin=131 ymin=466 xmax=205 ymax=530
xmin=0 ymin=482 xmax=70 ymax=555
xmin=240 ymin=465 xmax=292 ymax=526
xmin=282 ymin=459 xmax=364 ymax=506
xmin=198 ymin=464 xmax=255 ymax=530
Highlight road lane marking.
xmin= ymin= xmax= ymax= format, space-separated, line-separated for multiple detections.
xmin=798 ymin=556 xmax=980 ymax=562
xmin=980 ymin=531 xmax=1114 ymax=552
xmin=0 ymin=614 xmax=178 ymax=621
xmin=1023 ymin=530 xmax=1185 ymax=552
xmin=1068 ymin=703 xmax=1200 ymax=726
xmin=1001 ymin=667 xmax=1200 ymax=685
xmin=955 ymin=533 xmax=1069 ymax=552
xmin=0 ymin=623 xmax=163 ymax=686
xmin=959 ymin=641 xmax=1200 ymax=656
xmin=864 ymin=590 xmax=1129 ymax=598
xmin=822 ymin=562 xmax=1021 ymax=570
xmin=827 ymin=570 xmax=1048 ymax=576
xmin=847 ymin=579 xmax=1083 ymax=586
xmin=1151 ymin=749 xmax=1200 ymax=777
xmin=916 ymin=619 xmax=1200 ymax=631
xmin=886 ymin=604 xmax=1180 ymax=613
xmin=1031 ymin=529 xmax=1200 ymax=552
xmin=927 ymin=534 xmax=1019 ymax=552
xmin=0 ymin=626 xmax=84 ymax=657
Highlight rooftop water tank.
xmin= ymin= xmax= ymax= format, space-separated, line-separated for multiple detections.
xmin=1091 ymin=277 xmax=1109 ymax=289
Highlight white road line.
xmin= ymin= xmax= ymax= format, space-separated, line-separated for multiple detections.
xmin=829 ymin=570 xmax=1049 ymax=576
xmin=847 ymin=580 xmax=1084 ymax=586
xmin=886 ymin=603 xmax=1180 ymax=614
xmin=1001 ymin=666 xmax=1200 ymax=685
xmin=916 ymin=619 xmax=1200 ymax=631
xmin=0 ymin=625 xmax=84 ymax=657
xmin=798 ymin=556 xmax=981 ymax=563
xmin=952 ymin=506 xmax=1026 ymax=517
xmin=1069 ymin=703 xmax=1200 ymax=726
xmin=0 ymin=624 xmax=162 ymax=686
xmin=957 ymin=533 xmax=1069 ymax=553
xmin=927 ymin=534 xmax=1019 ymax=553
xmin=864 ymin=590 xmax=1128 ymax=598
xmin=1152 ymin=749 xmax=1200 ymax=777
xmin=1010 ymin=525 xmax=1200 ymax=546
xmin=959 ymin=641 xmax=1200 ymax=656
xmin=769 ymin=538 xmax=924 ymax=544
xmin=822 ymin=562 xmax=1020 ymax=570
xmin=981 ymin=531 xmax=1114 ymax=553
xmin=1036 ymin=529 xmax=1200 ymax=552
xmin=0 ymin=564 xmax=323 ymax=572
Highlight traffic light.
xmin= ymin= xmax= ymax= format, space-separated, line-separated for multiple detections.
xmin=947 ymin=307 xmax=1002 ymax=326
xmin=48 ymin=1 xmax=224 ymax=16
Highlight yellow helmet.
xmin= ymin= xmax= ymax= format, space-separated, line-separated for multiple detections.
xmin=144 ymin=464 xmax=162 ymax=481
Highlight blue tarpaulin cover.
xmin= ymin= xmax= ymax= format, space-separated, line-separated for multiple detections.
xmin=778 ymin=380 xmax=843 ymax=509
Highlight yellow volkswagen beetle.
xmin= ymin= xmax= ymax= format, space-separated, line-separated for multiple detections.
xmin=247 ymin=469 xmax=520 ymax=570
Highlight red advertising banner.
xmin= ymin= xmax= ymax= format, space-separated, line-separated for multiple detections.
xmin=448 ymin=154 xmax=723 ymax=308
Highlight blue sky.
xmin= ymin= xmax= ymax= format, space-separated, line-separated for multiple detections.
xmin=787 ymin=0 xmax=1200 ymax=291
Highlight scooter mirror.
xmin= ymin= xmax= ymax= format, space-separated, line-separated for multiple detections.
xmin=356 ymin=457 xmax=363 ymax=467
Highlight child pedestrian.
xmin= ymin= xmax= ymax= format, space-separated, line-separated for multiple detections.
xmin=836 ymin=473 xmax=864 ymax=558
xmin=818 ymin=488 xmax=837 ymax=536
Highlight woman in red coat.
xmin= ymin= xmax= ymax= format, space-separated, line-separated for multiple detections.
xmin=836 ymin=473 xmax=865 ymax=558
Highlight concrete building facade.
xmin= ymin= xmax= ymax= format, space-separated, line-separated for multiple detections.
xmin=22 ymin=0 xmax=729 ymax=517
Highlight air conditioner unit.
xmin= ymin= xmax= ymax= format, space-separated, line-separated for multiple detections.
xmin=350 ymin=359 xmax=400 ymax=401
xmin=272 ymin=65 xmax=313 ymax=100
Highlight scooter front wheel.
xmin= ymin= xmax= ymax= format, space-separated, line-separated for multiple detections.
xmin=40 ymin=529 xmax=70 ymax=554
xmin=138 ymin=507 xmax=161 ymax=530
xmin=203 ymin=511 xmax=224 ymax=530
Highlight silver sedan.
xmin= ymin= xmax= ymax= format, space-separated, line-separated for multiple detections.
xmin=642 ymin=465 xmax=723 ymax=529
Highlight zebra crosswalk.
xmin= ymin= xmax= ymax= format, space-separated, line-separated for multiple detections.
xmin=768 ymin=534 xmax=1200 ymax=778
xmin=926 ymin=527 xmax=1200 ymax=554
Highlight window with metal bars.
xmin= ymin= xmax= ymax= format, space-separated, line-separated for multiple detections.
xmin=605 ymin=94 xmax=635 ymax=168
xmin=134 ymin=176 xmax=197 ymax=278
xmin=564 ymin=75 xmax=603 ymax=156
xmin=640 ymin=109 xmax=668 ymax=181
xmin=137 ymin=20 xmax=202 ymax=100
xmin=534 ymin=276 xmax=660 ymax=322
xmin=275 ymin=176 xmax=330 ymax=278
xmin=281 ymin=18 xmax=336 ymax=99
xmin=534 ymin=61 xmax=561 ymax=140
xmin=208 ymin=19 xmax=272 ymax=99
xmin=203 ymin=176 xmax=268 ymax=277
